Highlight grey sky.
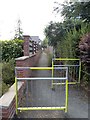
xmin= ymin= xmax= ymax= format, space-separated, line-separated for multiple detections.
xmin=0 ymin=0 xmax=67 ymax=40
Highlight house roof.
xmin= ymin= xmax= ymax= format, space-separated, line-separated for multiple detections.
xmin=30 ymin=36 xmax=41 ymax=43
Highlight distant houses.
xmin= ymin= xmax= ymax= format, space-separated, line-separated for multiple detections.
xmin=23 ymin=35 xmax=41 ymax=56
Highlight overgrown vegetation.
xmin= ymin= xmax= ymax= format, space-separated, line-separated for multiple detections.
xmin=0 ymin=81 xmax=9 ymax=96
xmin=79 ymin=33 xmax=90 ymax=87
xmin=1 ymin=39 xmax=23 ymax=62
xmin=44 ymin=1 xmax=90 ymax=88
xmin=2 ymin=59 xmax=15 ymax=85
xmin=0 ymin=39 xmax=23 ymax=95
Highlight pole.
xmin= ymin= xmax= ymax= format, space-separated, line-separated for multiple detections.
xmin=65 ymin=79 xmax=68 ymax=113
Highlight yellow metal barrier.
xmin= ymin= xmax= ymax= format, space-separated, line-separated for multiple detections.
xmin=30 ymin=67 xmax=52 ymax=70
xmin=65 ymin=79 xmax=68 ymax=113
xmin=15 ymin=77 xmax=18 ymax=115
xmin=15 ymin=66 xmax=69 ymax=114
xmin=52 ymin=58 xmax=81 ymax=85
xmin=51 ymin=60 xmax=54 ymax=89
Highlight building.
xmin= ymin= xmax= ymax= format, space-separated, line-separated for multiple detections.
xmin=23 ymin=35 xmax=41 ymax=56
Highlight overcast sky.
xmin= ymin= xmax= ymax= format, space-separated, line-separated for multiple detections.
xmin=0 ymin=0 xmax=68 ymax=40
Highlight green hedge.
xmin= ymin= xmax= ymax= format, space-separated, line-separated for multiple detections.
xmin=1 ymin=39 xmax=23 ymax=62
xmin=0 ymin=81 xmax=9 ymax=96
xmin=0 ymin=39 xmax=24 ymax=95
xmin=2 ymin=59 xmax=15 ymax=85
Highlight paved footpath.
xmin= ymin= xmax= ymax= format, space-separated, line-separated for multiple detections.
xmin=17 ymin=51 xmax=88 ymax=119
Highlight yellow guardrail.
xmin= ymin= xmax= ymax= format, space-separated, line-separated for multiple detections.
xmin=52 ymin=58 xmax=81 ymax=85
xmin=15 ymin=58 xmax=81 ymax=115
xmin=30 ymin=67 xmax=52 ymax=70
xmin=15 ymin=66 xmax=69 ymax=114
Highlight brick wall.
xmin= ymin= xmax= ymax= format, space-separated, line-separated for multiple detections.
xmin=0 ymin=50 xmax=41 ymax=120
xmin=16 ymin=56 xmax=30 ymax=78
xmin=0 ymin=82 xmax=25 ymax=120
xmin=16 ymin=51 xmax=41 ymax=78
xmin=23 ymin=35 xmax=30 ymax=56
xmin=23 ymin=35 xmax=39 ymax=56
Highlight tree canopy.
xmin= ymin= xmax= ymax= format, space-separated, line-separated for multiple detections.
xmin=44 ymin=21 xmax=66 ymax=47
xmin=54 ymin=1 xmax=90 ymax=22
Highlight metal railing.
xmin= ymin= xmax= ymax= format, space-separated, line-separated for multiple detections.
xmin=15 ymin=58 xmax=81 ymax=115
xmin=52 ymin=58 xmax=81 ymax=88
xmin=15 ymin=66 xmax=68 ymax=114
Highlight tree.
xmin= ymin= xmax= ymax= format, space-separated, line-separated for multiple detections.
xmin=54 ymin=1 xmax=90 ymax=22
xmin=41 ymin=38 xmax=48 ymax=48
xmin=14 ymin=19 xmax=23 ymax=40
xmin=44 ymin=21 xmax=66 ymax=48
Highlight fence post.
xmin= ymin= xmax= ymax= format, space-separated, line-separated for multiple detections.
xmin=15 ymin=77 xmax=18 ymax=115
xmin=65 ymin=79 xmax=68 ymax=113
xmin=79 ymin=60 xmax=81 ymax=83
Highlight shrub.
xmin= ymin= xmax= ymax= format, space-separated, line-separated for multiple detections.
xmin=2 ymin=59 xmax=15 ymax=85
xmin=0 ymin=81 xmax=9 ymax=96
xmin=79 ymin=33 xmax=90 ymax=85
xmin=79 ymin=33 xmax=90 ymax=68
xmin=55 ymin=22 xmax=90 ymax=88
xmin=1 ymin=39 xmax=24 ymax=62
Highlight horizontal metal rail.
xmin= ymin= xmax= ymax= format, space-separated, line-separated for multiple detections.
xmin=30 ymin=67 xmax=52 ymax=70
xmin=53 ymin=65 xmax=80 ymax=67
xmin=18 ymin=107 xmax=66 ymax=111
xmin=15 ymin=67 xmax=68 ymax=70
xmin=15 ymin=67 xmax=52 ymax=70
xmin=15 ymin=67 xmax=31 ymax=70
xmin=16 ymin=77 xmax=67 ymax=80
xmin=52 ymin=82 xmax=77 ymax=85
xmin=53 ymin=58 xmax=80 ymax=61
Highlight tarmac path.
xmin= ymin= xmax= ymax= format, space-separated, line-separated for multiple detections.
xmin=17 ymin=51 xmax=88 ymax=119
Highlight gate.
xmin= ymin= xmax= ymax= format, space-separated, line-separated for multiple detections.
xmin=15 ymin=66 xmax=68 ymax=114
xmin=52 ymin=58 xmax=81 ymax=88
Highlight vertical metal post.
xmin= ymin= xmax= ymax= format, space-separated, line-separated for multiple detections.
xmin=15 ymin=77 xmax=18 ymax=114
xmin=51 ymin=60 xmax=54 ymax=88
xmin=66 ymin=67 xmax=68 ymax=80
xmin=78 ymin=60 xmax=81 ymax=83
xmin=65 ymin=79 xmax=68 ymax=113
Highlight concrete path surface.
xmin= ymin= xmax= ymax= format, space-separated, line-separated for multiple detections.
xmin=16 ymin=51 xmax=88 ymax=119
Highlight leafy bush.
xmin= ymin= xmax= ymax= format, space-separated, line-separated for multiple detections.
xmin=45 ymin=48 xmax=53 ymax=66
xmin=0 ymin=39 xmax=24 ymax=95
xmin=47 ymin=53 xmax=53 ymax=66
xmin=56 ymin=23 xmax=90 ymax=58
xmin=56 ymin=23 xmax=90 ymax=87
xmin=0 ymin=81 xmax=9 ymax=96
xmin=79 ymin=33 xmax=90 ymax=86
xmin=1 ymin=39 xmax=24 ymax=62
xmin=2 ymin=59 xmax=15 ymax=85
